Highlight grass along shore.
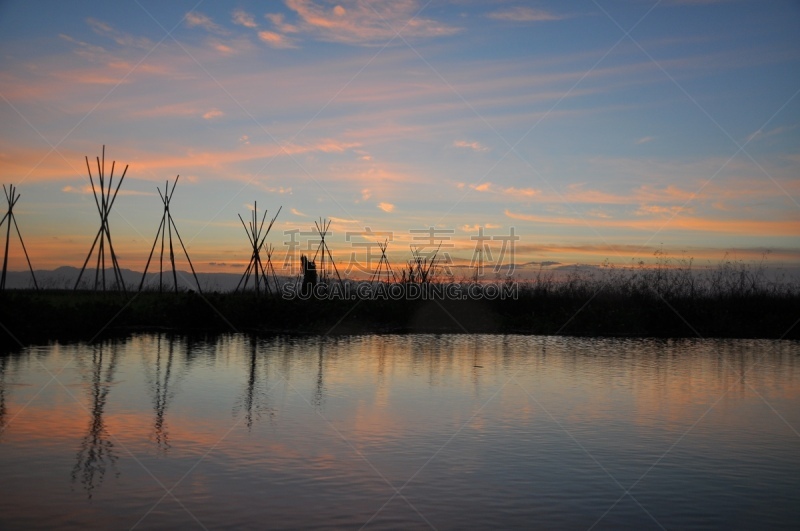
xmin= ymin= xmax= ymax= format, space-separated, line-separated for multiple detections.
xmin=1 ymin=256 xmax=798 ymax=347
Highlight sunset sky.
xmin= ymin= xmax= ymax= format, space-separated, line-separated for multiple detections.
xmin=1 ymin=0 xmax=798 ymax=277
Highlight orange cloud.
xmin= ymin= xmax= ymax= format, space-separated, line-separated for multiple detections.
xmin=469 ymin=182 xmax=539 ymax=198
xmin=232 ymin=9 xmax=258 ymax=28
xmin=87 ymin=17 xmax=153 ymax=49
xmin=462 ymin=223 xmax=501 ymax=232
xmin=266 ymin=13 xmax=300 ymax=34
xmin=258 ymin=30 xmax=297 ymax=49
xmin=284 ymin=0 xmax=460 ymax=45
xmin=453 ymin=140 xmax=489 ymax=152
xmin=377 ymin=202 xmax=395 ymax=213
xmin=0 ymin=139 xmax=362 ymax=184
xmin=185 ymin=11 xmax=227 ymax=35
xmin=202 ymin=109 xmax=224 ymax=120
xmin=487 ymin=7 xmax=563 ymax=22
xmin=504 ymin=209 xmax=800 ymax=236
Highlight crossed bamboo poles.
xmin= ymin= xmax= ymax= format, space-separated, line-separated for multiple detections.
xmin=27 ymin=147 xmax=417 ymax=292
xmin=74 ymin=146 xmax=127 ymax=292
xmin=236 ymin=202 xmax=282 ymax=295
xmin=369 ymin=239 xmax=397 ymax=284
xmin=311 ymin=218 xmax=343 ymax=284
xmin=138 ymin=175 xmax=202 ymax=293
xmin=1 ymin=184 xmax=38 ymax=290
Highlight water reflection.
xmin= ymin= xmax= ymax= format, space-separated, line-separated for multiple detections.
xmin=234 ymin=336 xmax=275 ymax=429
xmin=144 ymin=335 xmax=176 ymax=453
xmin=314 ymin=340 xmax=325 ymax=409
xmin=0 ymin=335 xmax=797 ymax=529
xmin=71 ymin=342 xmax=120 ymax=499
xmin=0 ymin=354 xmax=9 ymax=436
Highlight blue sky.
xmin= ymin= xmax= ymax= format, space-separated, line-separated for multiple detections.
xmin=0 ymin=0 xmax=798 ymax=276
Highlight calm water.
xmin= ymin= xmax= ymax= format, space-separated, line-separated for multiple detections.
xmin=0 ymin=334 xmax=798 ymax=530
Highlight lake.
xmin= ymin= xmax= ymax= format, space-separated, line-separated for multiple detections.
xmin=1 ymin=334 xmax=798 ymax=530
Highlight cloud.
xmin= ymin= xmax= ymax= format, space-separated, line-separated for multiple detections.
xmin=262 ymin=186 xmax=292 ymax=194
xmin=185 ymin=12 xmax=228 ymax=35
xmin=291 ymin=208 xmax=307 ymax=217
xmin=314 ymin=139 xmax=361 ymax=153
xmin=361 ymin=189 xmax=371 ymax=201
xmin=635 ymin=204 xmax=692 ymax=216
xmin=504 ymin=186 xmax=538 ymax=198
xmin=468 ymin=182 xmax=539 ymax=197
xmin=635 ymin=136 xmax=655 ymax=145
xmin=282 ymin=0 xmax=461 ymax=45
xmin=59 ymin=33 xmax=107 ymax=56
xmin=86 ymin=18 xmax=153 ymax=49
xmin=258 ymin=30 xmax=298 ymax=48
xmin=453 ymin=140 xmax=489 ymax=152
xmin=202 ymin=109 xmax=224 ymax=120
xmin=504 ymin=209 xmax=800 ymax=236
xmin=378 ymin=202 xmax=395 ymax=213
xmin=266 ymin=13 xmax=300 ymax=33
xmin=487 ymin=7 xmax=563 ymax=22
xmin=52 ymin=70 xmax=128 ymax=85
xmin=462 ymin=224 xmax=501 ymax=232
xmin=62 ymin=184 xmax=152 ymax=197
xmin=211 ymin=41 xmax=236 ymax=54
xmin=745 ymin=125 xmax=796 ymax=143
xmin=232 ymin=9 xmax=258 ymax=28
xmin=666 ymin=0 xmax=735 ymax=5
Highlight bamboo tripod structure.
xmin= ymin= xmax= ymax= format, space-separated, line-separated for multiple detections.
xmin=369 ymin=239 xmax=397 ymax=283
xmin=138 ymin=176 xmax=202 ymax=293
xmin=312 ymin=218 xmax=342 ymax=284
xmin=74 ymin=146 xmax=128 ymax=292
xmin=0 ymin=184 xmax=38 ymax=290
xmin=235 ymin=202 xmax=282 ymax=295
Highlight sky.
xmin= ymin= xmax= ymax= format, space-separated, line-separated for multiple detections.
xmin=0 ymin=0 xmax=798 ymax=278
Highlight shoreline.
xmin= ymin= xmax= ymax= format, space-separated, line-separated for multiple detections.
xmin=2 ymin=286 xmax=798 ymax=349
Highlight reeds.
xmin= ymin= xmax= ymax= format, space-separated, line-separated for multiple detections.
xmin=520 ymin=252 xmax=798 ymax=301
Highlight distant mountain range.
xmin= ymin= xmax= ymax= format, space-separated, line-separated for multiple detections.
xmin=2 ymin=266 xmax=294 ymax=292
xmin=3 ymin=261 xmax=798 ymax=291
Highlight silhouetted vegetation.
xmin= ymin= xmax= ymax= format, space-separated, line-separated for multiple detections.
xmin=1 ymin=255 xmax=798 ymax=348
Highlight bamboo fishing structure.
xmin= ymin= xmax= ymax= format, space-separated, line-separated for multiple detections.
xmin=74 ymin=146 xmax=128 ymax=292
xmin=311 ymin=217 xmax=342 ymax=285
xmin=138 ymin=176 xmax=202 ymax=293
xmin=369 ymin=239 xmax=397 ymax=284
xmin=0 ymin=184 xmax=38 ymax=290
xmin=235 ymin=202 xmax=282 ymax=295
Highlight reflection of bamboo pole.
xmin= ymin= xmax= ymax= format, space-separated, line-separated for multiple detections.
xmin=72 ymin=343 xmax=119 ymax=499
xmin=244 ymin=337 xmax=257 ymax=429
xmin=314 ymin=341 xmax=324 ymax=408
xmin=0 ymin=356 xmax=8 ymax=434
xmin=152 ymin=335 xmax=174 ymax=453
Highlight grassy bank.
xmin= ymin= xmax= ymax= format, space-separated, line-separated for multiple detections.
xmin=1 ymin=258 xmax=798 ymax=347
